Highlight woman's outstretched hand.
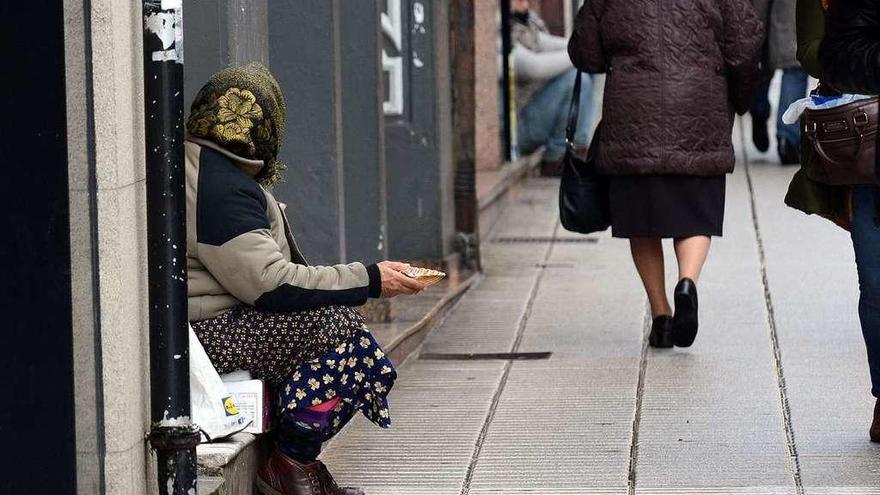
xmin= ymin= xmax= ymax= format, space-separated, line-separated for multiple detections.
xmin=377 ymin=261 xmax=426 ymax=297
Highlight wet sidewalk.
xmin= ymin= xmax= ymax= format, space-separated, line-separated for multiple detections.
xmin=322 ymin=120 xmax=880 ymax=494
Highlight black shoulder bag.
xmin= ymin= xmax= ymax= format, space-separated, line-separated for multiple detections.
xmin=558 ymin=71 xmax=610 ymax=234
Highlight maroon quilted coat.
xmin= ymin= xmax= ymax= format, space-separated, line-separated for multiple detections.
xmin=569 ymin=0 xmax=765 ymax=177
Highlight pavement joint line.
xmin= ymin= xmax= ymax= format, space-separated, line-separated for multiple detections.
xmin=459 ymin=221 xmax=561 ymax=495
xmin=627 ymin=305 xmax=653 ymax=495
xmin=740 ymin=120 xmax=804 ymax=495
xmin=419 ymin=351 xmax=553 ymax=361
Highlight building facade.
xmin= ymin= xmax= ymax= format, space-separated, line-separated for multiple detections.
xmin=3 ymin=0 xmax=506 ymax=494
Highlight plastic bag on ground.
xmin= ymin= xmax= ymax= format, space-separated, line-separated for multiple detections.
xmin=189 ymin=324 xmax=252 ymax=442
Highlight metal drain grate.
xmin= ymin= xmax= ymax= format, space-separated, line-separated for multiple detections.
xmin=490 ymin=236 xmax=598 ymax=244
xmin=419 ymin=352 xmax=552 ymax=361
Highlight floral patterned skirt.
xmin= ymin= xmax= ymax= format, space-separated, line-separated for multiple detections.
xmin=192 ymin=304 xmax=368 ymax=383
xmin=277 ymin=329 xmax=396 ymax=439
xmin=191 ymin=304 xmax=396 ymax=436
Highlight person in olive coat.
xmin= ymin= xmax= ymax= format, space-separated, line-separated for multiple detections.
xmin=569 ymin=0 xmax=764 ymax=349
xmin=787 ymin=0 xmax=880 ymax=443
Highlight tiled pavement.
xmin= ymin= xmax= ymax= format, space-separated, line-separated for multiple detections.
xmin=322 ymin=120 xmax=880 ymax=495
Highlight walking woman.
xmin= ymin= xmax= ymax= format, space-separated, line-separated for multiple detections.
xmin=185 ymin=63 xmax=426 ymax=495
xmin=787 ymin=0 xmax=880 ymax=441
xmin=568 ymin=1 xmax=764 ymax=348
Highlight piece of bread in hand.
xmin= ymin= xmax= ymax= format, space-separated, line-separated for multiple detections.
xmin=403 ymin=266 xmax=446 ymax=287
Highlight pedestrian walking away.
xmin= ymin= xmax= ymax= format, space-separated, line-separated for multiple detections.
xmin=786 ymin=0 xmax=880 ymax=443
xmin=508 ymin=0 xmax=595 ymax=175
xmin=183 ymin=62 xmax=427 ymax=495
xmin=568 ymin=0 xmax=764 ymax=349
xmin=750 ymin=0 xmax=810 ymax=164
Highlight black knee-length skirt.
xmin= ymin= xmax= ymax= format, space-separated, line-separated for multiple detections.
xmin=608 ymin=175 xmax=726 ymax=239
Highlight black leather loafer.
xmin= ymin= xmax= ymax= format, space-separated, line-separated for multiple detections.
xmin=648 ymin=315 xmax=674 ymax=348
xmin=672 ymin=278 xmax=699 ymax=347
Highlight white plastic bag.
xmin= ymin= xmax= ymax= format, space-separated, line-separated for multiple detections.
xmin=189 ymin=325 xmax=251 ymax=441
xmin=782 ymin=94 xmax=874 ymax=125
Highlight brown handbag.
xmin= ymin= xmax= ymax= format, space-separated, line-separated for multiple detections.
xmin=803 ymin=96 xmax=879 ymax=185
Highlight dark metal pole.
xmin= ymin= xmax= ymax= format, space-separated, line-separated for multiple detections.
xmin=142 ymin=2 xmax=199 ymax=494
xmin=500 ymin=0 xmax=514 ymax=161
xmin=450 ymin=0 xmax=482 ymax=271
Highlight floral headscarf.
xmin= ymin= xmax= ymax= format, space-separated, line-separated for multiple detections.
xmin=187 ymin=62 xmax=287 ymax=186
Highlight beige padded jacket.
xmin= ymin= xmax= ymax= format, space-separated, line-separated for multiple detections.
xmin=185 ymin=138 xmax=381 ymax=322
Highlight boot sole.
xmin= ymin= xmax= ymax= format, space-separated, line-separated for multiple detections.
xmin=649 ymin=330 xmax=674 ymax=348
xmin=673 ymin=292 xmax=698 ymax=347
xmin=254 ymin=477 xmax=284 ymax=495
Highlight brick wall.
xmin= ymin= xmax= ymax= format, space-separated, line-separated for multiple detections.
xmin=475 ymin=0 xmax=502 ymax=170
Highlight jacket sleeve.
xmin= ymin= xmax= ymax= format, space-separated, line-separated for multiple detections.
xmin=513 ymin=43 xmax=573 ymax=81
xmin=819 ymin=0 xmax=880 ymax=95
xmin=567 ymin=0 xmax=607 ymax=73
xmin=537 ymin=31 xmax=569 ymax=52
xmin=719 ymin=0 xmax=766 ymax=114
xmin=796 ymin=0 xmax=825 ymax=80
xmin=196 ymin=175 xmax=382 ymax=313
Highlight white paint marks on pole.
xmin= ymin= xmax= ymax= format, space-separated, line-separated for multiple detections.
xmin=411 ymin=3 xmax=427 ymax=70
xmin=413 ymin=2 xmax=427 ymax=34
xmin=145 ymin=2 xmax=184 ymax=64
xmin=145 ymin=13 xmax=175 ymax=51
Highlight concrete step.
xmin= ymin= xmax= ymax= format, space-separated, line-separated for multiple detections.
xmin=477 ymin=150 xmax=543 ymax=241
xmin=199 ymin=477 xmax=225 ymax=495
xmin=197 ymin=433 xmax=268 ymax=495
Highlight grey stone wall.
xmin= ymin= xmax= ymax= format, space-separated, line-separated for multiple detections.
xmin=65 ymin=1 xmax=152 ymax=494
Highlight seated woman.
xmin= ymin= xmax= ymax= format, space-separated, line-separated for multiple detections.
xmin=185 ymin=62 xmax=425 ymax=495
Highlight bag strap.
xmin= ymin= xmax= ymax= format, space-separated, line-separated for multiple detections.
xmin=876 ymin=98 xmax=880 ymax=185
xmin=564 ymin=71 xmax=583 ymax=146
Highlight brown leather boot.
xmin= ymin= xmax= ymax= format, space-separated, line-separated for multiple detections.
xmin=871 ymin=399 xmax=880 ymax=443
xmin=256 ymin=449 xmax=365 ymax=495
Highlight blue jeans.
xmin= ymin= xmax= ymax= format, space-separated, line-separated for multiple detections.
xmin=851 ymin=185 xmax=880 ymax=398
xmin=517 ymin=69 xmax=594 ymax=161
xmin=750 ymin=67 xmax=809 ymax=149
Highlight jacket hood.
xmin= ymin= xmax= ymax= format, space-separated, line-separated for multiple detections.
xmin=186 ymin=136 xmax=265 ymax=178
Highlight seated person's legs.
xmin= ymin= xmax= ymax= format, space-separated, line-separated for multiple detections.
xmin=517 ymin=69 xmax=593 ymax=161
xmin=194 ymin=304 xmax=396 ymax=495
xmin=258 ymin=313 xmax=395 ymax=494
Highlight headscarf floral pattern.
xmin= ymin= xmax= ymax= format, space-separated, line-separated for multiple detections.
xmin=187 ymin=62 xmax=287 ymax=186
